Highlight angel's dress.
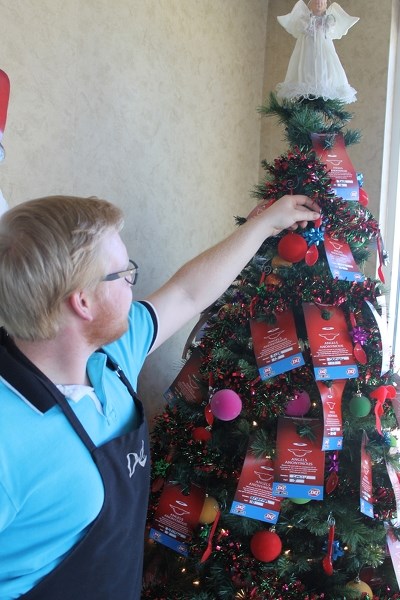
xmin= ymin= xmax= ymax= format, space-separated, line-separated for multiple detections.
xmin=276 ymin=1 xmax=359 ymax=103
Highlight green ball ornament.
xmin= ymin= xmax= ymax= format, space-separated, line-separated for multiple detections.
xmin=289 ymin=497 xmax=310 ymax=504
xmin=349 ymin=394 xmax=371 ymax=418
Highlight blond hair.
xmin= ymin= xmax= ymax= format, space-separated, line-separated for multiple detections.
xmin=0 ymin=195 xmax=124 ymax=340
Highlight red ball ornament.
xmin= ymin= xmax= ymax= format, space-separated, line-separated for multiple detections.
xmin=210 ymin=389 xmax=242 ymax=421
xmin=250 ymin=530 xmax=282 ymax=562
xmin=359 ymin=188 xmax=369 ymax=206
xmin=192 ymin=427 xmax=212 ymax=442
xmin=277 ymin=233 xmax=307 ymax=263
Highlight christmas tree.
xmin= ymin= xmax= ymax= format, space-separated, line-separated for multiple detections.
xmin=143 ymin=4 xmax=400 ymax=599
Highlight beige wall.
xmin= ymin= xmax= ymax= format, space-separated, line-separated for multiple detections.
xmin=0 ymin=0 xmax=268 ymax=422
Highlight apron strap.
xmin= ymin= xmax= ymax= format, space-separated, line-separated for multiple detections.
xmin=0 ymin=329 xmax=60 ymax=413
xmin=0 ymin=329 xmax=97 ymax=450
xmin=98 ymin=350 xmax=145 ymax=424
xmin=0 ymin=329 xmax=141 ymax=450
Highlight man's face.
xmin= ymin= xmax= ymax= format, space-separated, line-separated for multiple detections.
xmin=85 ymin=230 xmax=134 ymax=348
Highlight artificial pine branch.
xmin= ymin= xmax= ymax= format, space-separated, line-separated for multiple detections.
xmin=258 ymin=92 xmax=361 ymax=150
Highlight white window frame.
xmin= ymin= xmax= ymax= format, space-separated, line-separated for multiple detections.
xmin=379 ymin=0 xmax=400 ymax=370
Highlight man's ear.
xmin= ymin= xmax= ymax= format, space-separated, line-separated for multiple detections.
xmin=68 ymin=290 xmax=95 ymax=322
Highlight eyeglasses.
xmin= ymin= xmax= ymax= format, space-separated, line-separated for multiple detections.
xmin=102 ymin=259 xmax=139 ymax=286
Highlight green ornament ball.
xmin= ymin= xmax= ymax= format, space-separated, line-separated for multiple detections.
xmin=289 ymin=497 xmax=310 ymax=504
xmin=349 ymin=394 xmax=371 ymax=418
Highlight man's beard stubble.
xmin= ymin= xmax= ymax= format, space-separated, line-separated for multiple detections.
xmin=83 ymin=298 xmax=129 ymax=348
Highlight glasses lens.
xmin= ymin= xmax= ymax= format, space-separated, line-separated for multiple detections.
xmin=125 ymin=260 xmax=138 ymax=285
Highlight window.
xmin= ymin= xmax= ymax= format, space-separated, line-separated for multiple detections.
xmin=380 ymin=0 xmax=400 ymax=370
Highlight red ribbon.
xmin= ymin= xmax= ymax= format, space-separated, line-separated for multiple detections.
xmin=370 ymin=385 xmax=396 ymax=435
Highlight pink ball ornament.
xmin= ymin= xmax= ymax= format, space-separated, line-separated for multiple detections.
xmin=210 ymin=389 xmax=242 ymax=421
xmin=285 ymin=390 xmax=311 ymax=417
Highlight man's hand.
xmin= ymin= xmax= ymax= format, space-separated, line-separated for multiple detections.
xmin=256 ymin=195 xmax=321 ymax=236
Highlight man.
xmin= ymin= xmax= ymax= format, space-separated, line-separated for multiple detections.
xmin=0 ymin=194 xmax=320 ymax=599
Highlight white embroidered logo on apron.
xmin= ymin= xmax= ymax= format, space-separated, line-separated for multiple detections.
xmin=127 ymin=440 xmax=147 ymax=477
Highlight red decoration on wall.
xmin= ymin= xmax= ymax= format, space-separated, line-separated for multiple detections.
xmin=0 ymin=70 xmax=10 ymax=136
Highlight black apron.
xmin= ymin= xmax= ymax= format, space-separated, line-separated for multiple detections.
xmin=0 ymin=330 xmax=150 ymax=600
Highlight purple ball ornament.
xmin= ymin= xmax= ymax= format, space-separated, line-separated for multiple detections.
xmin=210 ymin=389 xmax=242 ymax=421
xmin=285 ymin=390 xmax=311 ymax=417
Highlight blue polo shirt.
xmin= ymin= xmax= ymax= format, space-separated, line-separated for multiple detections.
xmin=0 ymin=301 xmax=157 ymax=599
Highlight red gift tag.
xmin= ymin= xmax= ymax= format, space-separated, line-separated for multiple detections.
xmin=164 ymin=348 xmax=207 ymax=405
